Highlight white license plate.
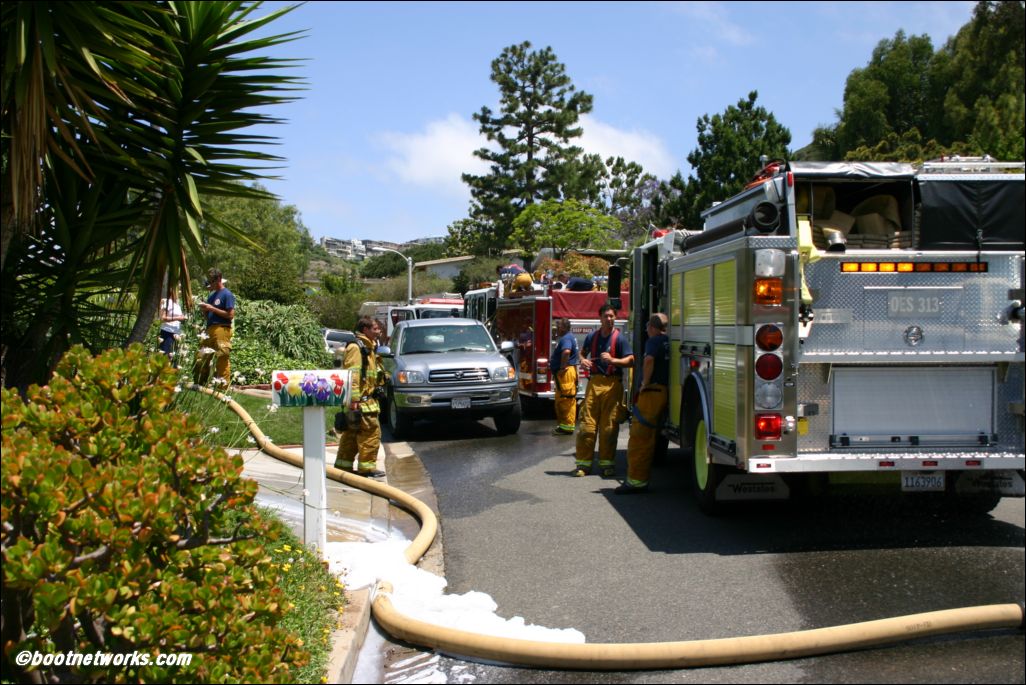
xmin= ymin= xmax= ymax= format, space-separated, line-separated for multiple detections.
xmin=451 ymin=397 xmax=471 ymax=410
xmin=901 ymin=471 xmax=946 ymax=492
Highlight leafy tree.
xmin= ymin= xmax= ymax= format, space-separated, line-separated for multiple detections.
xmin=460 ymin=41 xmax=596 ymax=255
xmin=937 ymin=0 xmax=1025 ymax=158
xmin=682 ymin=91 xmax=791 ymax=227
xmin=444 ymin=217 xmax=490 ymax=256
xmin=601 ymin=156 xmax=659 ymax=241
xmin=651 ymin=171 xmax=690 ymax=229
xmin=403 ymin=242 xmax=448 ymax=263
xmin=1 ymin=2 xmax=302 ymax=388
xmin=195 ymin=186 xmax=312 ymax=305
xmin=361 ymin=251 xmax=408 ymax=279
xmin=510 ymin=199 xmax=620 ymax=259
xmin=811 ymin=2 xmax=1024 ymax=161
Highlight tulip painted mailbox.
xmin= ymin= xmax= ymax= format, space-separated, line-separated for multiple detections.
xmin=271 ymin=370 xmax=351 ymax=552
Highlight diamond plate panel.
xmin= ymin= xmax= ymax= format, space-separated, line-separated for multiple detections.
xmin=802 ymin=254 xmax=1023 ymax=358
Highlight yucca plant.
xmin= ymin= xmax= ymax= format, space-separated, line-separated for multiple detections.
xmin=1 ymin=1 xmax=305 ymax=388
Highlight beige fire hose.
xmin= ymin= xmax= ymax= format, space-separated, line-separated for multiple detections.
xmin=198 ymin=385 xmax=1024 ymax=670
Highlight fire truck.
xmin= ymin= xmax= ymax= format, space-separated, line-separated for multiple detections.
xmin=467 ymin=284 xmax=630 ymax=410
xmin=625 ymin=158 xmax=1025 ymax=512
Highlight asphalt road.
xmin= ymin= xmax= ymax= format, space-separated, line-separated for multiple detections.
xmin=378 ymin=413 xmax=1025 ymax=684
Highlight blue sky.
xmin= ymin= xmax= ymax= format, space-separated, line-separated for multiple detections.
xmin=248 ymin=1 xmax=975 ymax=244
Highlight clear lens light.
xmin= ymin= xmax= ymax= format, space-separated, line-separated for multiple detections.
xmin=492 ymin=366 xmax=514 ymax=380
xmin=755 ymin=383 xmax=782 ymax=409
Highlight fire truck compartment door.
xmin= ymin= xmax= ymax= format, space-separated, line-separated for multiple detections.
xmin=832 ymin=367 xmax=994 ymax=444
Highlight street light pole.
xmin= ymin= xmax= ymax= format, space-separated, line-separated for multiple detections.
xmin=371 ymin=247 xmax=413 ymax=304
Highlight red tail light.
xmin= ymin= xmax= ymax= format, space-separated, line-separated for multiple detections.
xmin=755 ymin=354 xmax=783 ymax=380
xmin=755 ymin=414 xmax=782 ymax=440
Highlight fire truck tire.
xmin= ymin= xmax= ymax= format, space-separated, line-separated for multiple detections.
xmin=493 ymin=401 xmax=522 ymax=435
xmin=691 ymin=418 xmax=724 ymax=514
xmin=947 ymin=493 xmax=1003 ymax=515
xmin=388 ymin=392 xmax=414 ymax=440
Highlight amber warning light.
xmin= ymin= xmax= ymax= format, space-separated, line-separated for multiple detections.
xmin=841 ymin=261 xmax=988 ymax=273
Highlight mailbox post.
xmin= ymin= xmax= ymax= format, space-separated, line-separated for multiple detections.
xmin=270 ymin=370 xmax=351 ymax=553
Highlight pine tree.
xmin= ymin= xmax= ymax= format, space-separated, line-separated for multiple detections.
xmin=460 ymin=41 xmax=595 ymax=254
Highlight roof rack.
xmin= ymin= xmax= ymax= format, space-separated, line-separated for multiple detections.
xmin=919 ymin=156 xmax=1025 ymax=173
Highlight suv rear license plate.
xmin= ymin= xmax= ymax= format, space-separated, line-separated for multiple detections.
xmin=901 ymin=471 xmax=945 ymax=492
xmin=451 ymin=397 xmax=471 ymax=410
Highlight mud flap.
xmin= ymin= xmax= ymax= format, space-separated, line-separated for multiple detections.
xmin=715 ymin=474 xmax=791 ymax=501
xmin=953 ymin=470 xmax=1025 ymax=497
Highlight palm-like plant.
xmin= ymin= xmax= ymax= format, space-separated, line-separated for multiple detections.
xmin=1 ymin=1 xmax=304 ymax=387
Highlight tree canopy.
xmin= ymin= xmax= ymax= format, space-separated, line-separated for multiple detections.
xmin=510 ymin=199 xmax=620 ymax=259
xmin=197 ymin=187 xmax=313 ymax=305
xmin=653 ymin=92 xmax=791 ymax=229
xmin=808 ymin=1 xmax=1024 ymax=161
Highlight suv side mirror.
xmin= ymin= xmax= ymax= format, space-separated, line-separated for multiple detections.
xmin=377 ymin=345 xmax=393 ymax=358
xmin=499 ymin=341 xmax=514 ymax=353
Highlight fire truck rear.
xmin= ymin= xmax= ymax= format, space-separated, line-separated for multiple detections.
xmin=630 ymin=159 xmax=1025 ymax=512
xmin=489 ymin=288 xmax=629 ymax=411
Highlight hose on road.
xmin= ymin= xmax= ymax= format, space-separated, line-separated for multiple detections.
xmin=201 ymin=384 xmax=1024 ymax=671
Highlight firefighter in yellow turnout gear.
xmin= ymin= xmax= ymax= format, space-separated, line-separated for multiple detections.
xmin=551 ymin=317 xmax=579 ymax=435
xmin=575 ymin=304 xmax=634 ymax=477
xmin=335 ymin=316 xmax=387 ymax=478
xmin=616 ymin=313 xmax=669 ymax=494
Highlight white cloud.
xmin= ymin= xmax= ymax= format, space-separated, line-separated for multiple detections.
xmin=578 ymin=115 xmax=677 ymax=179
xmin=378 ymin=113 xmax=676 ymax=193
xmin=378 ymin=114 xmax=488 ymax=198
xmin=674 ymin=1 xmax=753 ymax=47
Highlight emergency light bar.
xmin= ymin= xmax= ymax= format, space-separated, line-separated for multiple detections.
xmin=840 ymin=261 xmax=989 ymax=273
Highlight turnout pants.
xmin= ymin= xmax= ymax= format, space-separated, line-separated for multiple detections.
xmin=335 ymin=412 xmax=381 ymax=473
xmin=193 ymin=325 xmax=232 ymax=385
xmin=554 ymin=365 xmax=578 ymax=432
xmin=575 ymin=375 xmax=623 ymax=471
xmin=626 ymin=384 xmax=668 ymax=487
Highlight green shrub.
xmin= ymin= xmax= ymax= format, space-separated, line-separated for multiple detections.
xmin=1 ymin=345 xmax=310 ymax=683
xmin=233 ymin=300 xmax=328 ymax=362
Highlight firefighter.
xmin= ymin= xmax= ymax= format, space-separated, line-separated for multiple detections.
xmin=574 ymin=303 xmax=634 ymax=477
xmin=334 ymin=316 xmax=386 ymax=478
xmin=616 ymin=313 xmax=669 ymax=494
xmin=550 ymin=317 xmax=579 ymax=435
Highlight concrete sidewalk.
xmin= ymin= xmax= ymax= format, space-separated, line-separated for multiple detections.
xmin=238 ymin=439 xmax=443 ymax=684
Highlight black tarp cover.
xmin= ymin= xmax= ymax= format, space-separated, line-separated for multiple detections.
xmin=919 ymin=179 xmax=1025 ymax=251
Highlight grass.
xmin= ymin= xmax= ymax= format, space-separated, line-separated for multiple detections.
xmin=263 ymin=512 xmax=347 ymax=683
xmin=174 ymin=386 xmax=339 ymax=448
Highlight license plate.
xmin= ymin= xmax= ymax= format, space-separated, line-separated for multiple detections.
xmin=901 ymin=471 xmax=945 ymax=492
xmin=887 ymin=290 xmax=944 ymax=318
xmin=451 ymin=397 xmax=471 ymax=410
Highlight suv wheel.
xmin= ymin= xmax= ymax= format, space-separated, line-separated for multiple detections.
xmin=388 ymin=391 xmax=413 ymax=440
xmin=493 ymin=401 xmax=521 ymax=435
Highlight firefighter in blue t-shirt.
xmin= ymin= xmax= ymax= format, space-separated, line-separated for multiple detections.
xmin=574 ymin=304 xmax=633 ymax=477
xmin=616 ymin=313 xmax=669 ymax=494
xmin=550 ymin=317 xmax=579 ymax=435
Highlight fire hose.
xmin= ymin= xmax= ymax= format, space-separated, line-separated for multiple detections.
xmin=198 ymin=385 xmax=1024 ymax=670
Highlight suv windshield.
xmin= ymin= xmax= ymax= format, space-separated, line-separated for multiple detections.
xmin=400 ymin=325 xmax=495 ymax=354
